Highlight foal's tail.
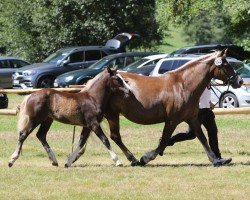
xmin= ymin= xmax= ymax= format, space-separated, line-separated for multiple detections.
xmin=17 ymin=95 xmax=31 ymax=132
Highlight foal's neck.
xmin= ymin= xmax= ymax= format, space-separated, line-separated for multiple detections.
xmin=87 ymin=75 xmax=110 ymax=108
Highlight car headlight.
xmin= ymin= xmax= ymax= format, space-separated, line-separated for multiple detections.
xmin=65 ymin=75 xmax=74 ymax=82
xmin=241 ymin=85 xmax=250 ymax=93
xmin=23 ymin=70 xmax=37 ymax=76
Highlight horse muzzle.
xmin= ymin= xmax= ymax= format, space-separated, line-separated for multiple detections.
xmin=229 ymin=74 xmax=243 ymax=89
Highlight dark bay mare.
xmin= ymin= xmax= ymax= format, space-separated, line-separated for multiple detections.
xmin=71 ymin=49 xmax=243 ymax=167
xmin=8 ymin=68 xmax=127 ymax=167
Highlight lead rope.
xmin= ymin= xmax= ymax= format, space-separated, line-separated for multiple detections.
xmin=210 ymin=81 xmax=230 ymax=107
xmin=72 ymin=126 xmax=76 ymax=152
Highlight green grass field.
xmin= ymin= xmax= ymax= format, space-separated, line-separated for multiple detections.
xmin=0 ymin=94 xmax=249 ymax=199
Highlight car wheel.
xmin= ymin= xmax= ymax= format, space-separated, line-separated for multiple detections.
xmin=37 ymin=76 xmax=55 ymax=88
xmin=0 ymin=93 xmax=8 ymax=109
xmin=219 ymin=93 xmax=239 ymax=108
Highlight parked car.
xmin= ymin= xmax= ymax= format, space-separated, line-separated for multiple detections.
xmin=0 ymin=93 xmax=8 ymax=109
xmin=150 ymin=55 xmax=250 ymax=108
xmin=123 ymin=54 xmax=168 ymax=71
xmin=54 ymin=52 xmax=157 ymax=87
xmin=0 ymin=56 xmax=30 ymax=88
xmin=13 ymin=33 xmax=138 ymax=88
xmin=211 ymin=64 xmax=250 ymax=108
xmin=126 ymin=64 xmax=156 ymax=76
xmin=170 ymin=44 xmax=250 ymax=61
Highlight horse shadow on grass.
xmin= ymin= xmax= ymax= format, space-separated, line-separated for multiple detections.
xmin=70 ymin=161 xmax=250 ymax=168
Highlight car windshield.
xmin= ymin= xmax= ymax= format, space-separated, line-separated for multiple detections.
xmin=231 ymin=62 xmax=250 ymax=77
xmin=88 ymin=58 xmax=110 ymax=70
xmin=43 ymin=50 xmax=70 ymax=64
xmin=123 ymin=58 xmax=149 ymax=70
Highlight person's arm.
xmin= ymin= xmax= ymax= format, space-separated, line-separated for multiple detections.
xmin=209 ymin=101 xmax=215 ymax=110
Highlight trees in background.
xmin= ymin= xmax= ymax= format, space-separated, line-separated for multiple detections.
xmin=157 ymin=0 xmax=250 ymax=49
xmin=0 ymin=0 xmax=161 ymax=62
xmin=0 ymin=0 xmax=249 ymax=62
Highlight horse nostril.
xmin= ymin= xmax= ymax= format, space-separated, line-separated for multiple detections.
xmin=239 ymin=79 xmax=243 ymax=85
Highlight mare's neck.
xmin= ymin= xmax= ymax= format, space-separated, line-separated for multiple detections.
xmin=181 ymin=59 xmax=215 ymax=99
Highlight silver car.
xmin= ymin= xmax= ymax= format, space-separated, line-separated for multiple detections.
xmin=211 ymin=63 xmax=250 ymax=108
xmin=0 ymin=56 xmax=30 ymax=88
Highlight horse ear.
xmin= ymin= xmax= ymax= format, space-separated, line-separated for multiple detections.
xmin=113 ymin=65 xmax=118 ymax=71
xmin=107 ymin=67 xmax=113 ymax=75
xmin=218 ymin=48 xmax=228 ymax=57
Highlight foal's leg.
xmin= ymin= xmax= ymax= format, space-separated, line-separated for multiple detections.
xmin=91 ymin=124 xmax=122 ymax=167
xmin=36 ymin=118 xmax=58 ymax=166
xmin=140 ymin=121 xmax=177 ymax=165
xmin=8 ymin=119 xmax=39 ymax=167
xmin=107 ymin=115 xmax=140 ymax=166
xmin=189 ymin=119 xmax=221 ymax=166
xmin=65 ymin=126 xmax=91 ymax=167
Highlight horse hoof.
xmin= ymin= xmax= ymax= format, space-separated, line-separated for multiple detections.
xmin=116 ymin=163 xmax=123 ymax=167
xmin=8 ymin=162 xmax=13 ymax=168
xmin=159 ymin=151 xmax=164 ymax=156
xmin=115 ymin=161 xmax=123 ymax=167
xmin=52 ymin=162 xmax=59 ymax=167
xmin=213 ymin=161 xmax=222 ymax=167
xmin=131 ymin=160 xmax=140 ymax=167
xmin=139 ymin=157 xmax=147 ymax=166
xmin=64 ymin=163 xmax=69 ymax=168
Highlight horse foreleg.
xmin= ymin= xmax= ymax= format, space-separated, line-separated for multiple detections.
xmin=36 ymin=118 xmax=58 ymax=166
xmin=65 ymin=126 xmax=91 ymax=168
xmin=140 ymin=122 xmax=177 ymax=166
xmin=189 ymin=120 xmax=221 ymax=166
xmin=107 ymin=116 xmax=140 ymax=166
xmin=92 ymin=124 xmax=122 ymax=167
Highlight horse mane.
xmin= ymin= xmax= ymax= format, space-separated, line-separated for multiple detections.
xmin=167 ymin=51 xmax=218 ymax=74
xmin=80 ymin=70 xmax=107 ymax=92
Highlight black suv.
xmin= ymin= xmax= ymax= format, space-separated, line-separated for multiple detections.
xmin=170 ymin=44 xmax=250 ymax=61
xmin=13 ymin=33 xmax=138 ymax=88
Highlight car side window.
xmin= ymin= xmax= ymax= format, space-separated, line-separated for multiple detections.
xmin=115 ymin=57 xmax=125 ymax=68
xmin=69 ymin=51 xmax=84 ymax=63
xmin=158 ymin=60 xmax=174 ymax=74
xmin=125 ymin=57 xmax=135 ymax=67
xmin=100 ymin=51 xmax=108 ymax=58
xmin=85 ymin=50 xmax=101 ymax=61
xmin=173 ymin=60 xmax=189 ymax=70
xmin=11 ymin=60 xmax=29 ymax=68
xmin=0 ymin=60 xmax=10 ymax=68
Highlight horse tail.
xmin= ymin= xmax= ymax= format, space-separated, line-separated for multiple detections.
xmin=17 ymin=95 xmax=31 ymax=132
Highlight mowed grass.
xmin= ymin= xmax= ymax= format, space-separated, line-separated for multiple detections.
xmin=0 ymin=94 xmax=249 ymax=199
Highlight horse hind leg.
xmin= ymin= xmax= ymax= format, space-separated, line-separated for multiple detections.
xmin=65 ymin=126 xmax=91 ymax=168
xmin=36 ymin=118 xmax=58 ymax=166
xmin=8 ymin=116 xmax=39 ymax=167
